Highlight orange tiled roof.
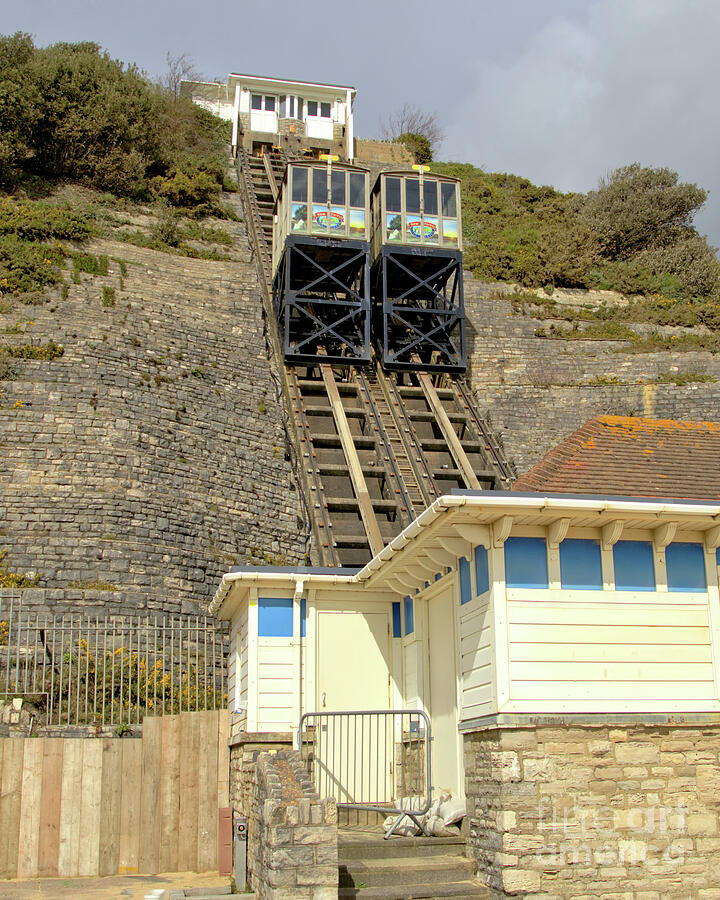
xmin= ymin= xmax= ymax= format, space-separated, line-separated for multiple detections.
xmin=513 ymin=416 xmax=720 ymax=500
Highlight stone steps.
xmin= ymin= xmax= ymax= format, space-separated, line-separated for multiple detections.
xmin=337 ymin=834 xmax=486 ymax=900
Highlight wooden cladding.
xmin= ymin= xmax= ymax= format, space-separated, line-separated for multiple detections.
xmin=0 ymin=709 xmax=229 ymax=879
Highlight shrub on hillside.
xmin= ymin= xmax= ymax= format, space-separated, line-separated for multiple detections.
xmin=578 ymin=163 xmax=708 ymax=259
xmin=149 ymin=167 xmax=222 ymax=209
xmin=0 ymin=34 xmax=229 ymax=211
xmin=0 ymin=235 xmax=65 ymax=294
xmin=0 ymin=198 xmax=93 ymax=241
xmin=396 ymin=132 xmax=432 ymax=164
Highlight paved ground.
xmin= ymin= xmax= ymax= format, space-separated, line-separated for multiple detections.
xmin=0 ymin=871 xmax=235 ymax=899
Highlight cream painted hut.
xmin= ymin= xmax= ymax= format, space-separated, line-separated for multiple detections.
xmin=211 ymin=490 xmax=720 ymax=803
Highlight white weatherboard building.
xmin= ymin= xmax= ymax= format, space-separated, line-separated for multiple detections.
xmin=180 ymin=73 xmax=356 ymax=159
xmin=211 ymin=490 xmax=720 ymax=801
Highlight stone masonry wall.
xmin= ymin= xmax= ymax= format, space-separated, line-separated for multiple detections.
xmin=464 ymin=278 xmax=720 ymax=475
xmin=0 ymin=192 xmax=306 ymax=612
xmin=464 ymin=720 xmax=720 ymax=899
xmin=248 ymin=748 xmax=338 ymax=900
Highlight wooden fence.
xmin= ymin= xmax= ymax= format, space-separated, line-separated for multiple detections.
xmin=0 ymin=709 xmax=230 ymax=879
xmin=0 ymin=589 xmax=227 ymax=726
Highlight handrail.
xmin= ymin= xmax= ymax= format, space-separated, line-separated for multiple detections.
xmin=262 ymin=149 xmax=279 ymax=202
xmin=298 ymin=708 xmax=432 ymax=838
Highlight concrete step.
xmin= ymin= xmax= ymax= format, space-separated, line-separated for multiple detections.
xmin=338 ymin=881 xmax=487 ymax=899
xmin=339 ymin=854 xmax=476 ymax=889
xmin=338 ymin=835 xmax=466 ymax=861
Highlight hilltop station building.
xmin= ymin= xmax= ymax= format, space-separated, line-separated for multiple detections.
xmin=180 ymin=73 xmax=356 ymax=159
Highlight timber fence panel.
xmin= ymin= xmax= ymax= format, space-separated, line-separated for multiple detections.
xmin=0 ymin=709 xmax=229 ymax=879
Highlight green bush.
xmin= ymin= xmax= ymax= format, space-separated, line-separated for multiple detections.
xmin=150 ymin=203 xmax=181 ymax=246
xmin=0 ymin=34 xmax=229 ymax=210
xmin=396 ymin=132 xmax=432 ymax=164
xmin=0 ymin=235 xmax=65 ymax=294
xmin=0 ymin=198 xmax=93 ymax=241
xmin=72 ymin=252 xmax=108 ymax=276
xmin=578 ymin=163 xmax=708 ymax=259
xmin=149 ymin=166 xmax=223 ymax=210
xmin=6 ymin=339 xmax=64 ymax=359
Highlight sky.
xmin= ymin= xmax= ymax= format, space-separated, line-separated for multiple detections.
xmin=3 ymin=0 xmax=719 ymax=246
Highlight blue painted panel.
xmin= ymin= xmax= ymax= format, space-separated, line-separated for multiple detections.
xmin=258 ymin=597 xmax=293 ymax=637
xmin=613 ymin=541 xmax=655 ymax=592
xmin=474 ymin=546 xmax=489 ymax=596
xmin=716 ymin=547 xmax=720 ymax=567
xmin=392 ymin=601 xmax=402 ymax=638
xmin=666 ymin=542 xmax=706 ymax=592
xmin=459 ymin=557 xmax=471 ymax=605
xmin=504 ymin=537 xmax=548 ymax=589
xmin=560 ymin=539 xmax=602 ymax=590
xmin=435 ymin=572 xmax=442 ymax=582
xmin=403 ymin=595 xmax=414 ymax=635
xmin=300 ymin=596 xmax=307 ymax=637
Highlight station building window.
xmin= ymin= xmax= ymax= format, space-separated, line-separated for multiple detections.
xmin=613 ymin=540 xmax=655 ymax=591
xmin=504 ymin=537 xmax=548 ymax=589
xmin=459 ymin=557 xmax=471 ymax=604
xmin=392 ymin=601 xmax=402 ymax=637
xmin=474 ymin=546 xmax=489 ymax=597
xmin=403 ymin=595 xmax=414 ymax=635
xmin=559 ymin=538 xmax=603 ymax=590
xmin=258 ymin=597 xmax=293 ymax=637
xmin=666 ymin=542 xmax=707 ymax=592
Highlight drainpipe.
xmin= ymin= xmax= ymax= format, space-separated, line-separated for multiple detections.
xmin=292 ymin=578 xmax=305 ymax=747
xmin=346 ymin=89 xmax=354 ymax=160
xmin=231 ymin=83 xmax=241 ymax=155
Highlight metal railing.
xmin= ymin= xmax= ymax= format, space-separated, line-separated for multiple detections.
xmin=0 ymin=589 xmax=227 ymax=727
xmin=298 ymin=709 xmax=432 ymax=837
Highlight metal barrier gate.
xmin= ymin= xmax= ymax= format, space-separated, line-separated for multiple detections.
xmin=298 ymin=709 xmax=432 ymax=837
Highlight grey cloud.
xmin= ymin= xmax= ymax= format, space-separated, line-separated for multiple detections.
xmin=443 ymin=0 xmax=720 ymax=246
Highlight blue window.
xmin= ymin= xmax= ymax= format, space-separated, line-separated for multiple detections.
xmin=716 ymin=547 xmax=719 ymax=567
xmin=560 ymin=539 xmax=602 ymax=590
xmin=474 ymin=546 xmax=489 ymax=596
xmin=403 ymin=595 xmax=414 ymax=636
xmin=613 ymin=541 xmax=655 ymax=592
xmin=504 ymin=537 xmax=548 ymax=589
xmin=300 ymin=597 xmax=307 ymax=637
xmin=434 ymin=572 xmax=442 ymax=582
xmin=392 ymin=601 xmax=402 ymax=638
xmin=666 ymin=542 xmax=706 ymax=592
xmin=459 ymin=557 xmax=471 ymax=605
xmin=258 ymin=597 xmax=293 ymax=637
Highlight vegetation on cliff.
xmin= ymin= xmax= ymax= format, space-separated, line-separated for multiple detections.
xmin=0 ymin=33 xmax=230 ymax=209
xmin=434 ymin=161 xmax=720 ymax=303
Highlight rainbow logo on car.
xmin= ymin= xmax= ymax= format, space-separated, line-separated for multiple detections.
xmin=313 ymin=211 xmax=345 ymax=230
xmin=407 ymin=220 xmax=438 ymax=239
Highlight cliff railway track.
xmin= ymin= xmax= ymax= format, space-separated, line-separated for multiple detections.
xmin=237 ymin=148 xmax=514 ymax=567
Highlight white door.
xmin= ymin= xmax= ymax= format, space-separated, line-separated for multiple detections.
xmin=250 ymin=94 xmax=278 ymax=133
xmin=317 ymin=609 xmax=390 ymax=711
xmin=427 ymin=592 xmax=462 ymax=798
xmin=305 ymin=100 xmax=334 ymax=140
xmin=315 ymin=608 xmax=391 ymax=803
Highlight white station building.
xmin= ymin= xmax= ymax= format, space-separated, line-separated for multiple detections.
xmin=180 ymin=73 xmax=356 ymax=159
xmin=211 ymin=489 xmax=720 ymax=800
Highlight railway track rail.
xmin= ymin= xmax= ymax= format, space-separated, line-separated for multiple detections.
xmin=236 ymin=149 xmax=514 ymax=567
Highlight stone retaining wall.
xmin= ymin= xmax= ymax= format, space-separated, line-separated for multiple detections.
xmin=0 ymin=197 xmax=306 ymax=612
xmin=465 ymin=278 xmax=720 ymax=474
xmin=232 ymin=741 xmax=337 ymax=900
xmin=464 ymin=718 xmax=720 ymax=898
